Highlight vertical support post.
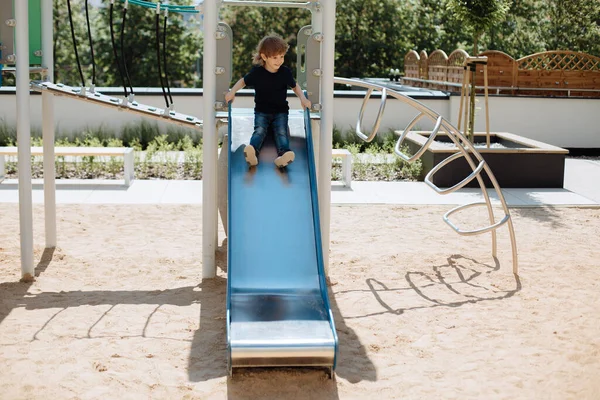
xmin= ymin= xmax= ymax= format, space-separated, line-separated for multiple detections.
xmin=123 ymin=148 xmax=134 ymax=186
xmin=310 ymin=117 xmax=320 ymax=177
xmin=15 ymin=0 xmax=34 ymax=280
xmin=483 ymin=64 xmax=490 ymax=148
xmin=41 ymin=0 xmax=56 ymax=248
xmin=202 ymin=0 xmax=218 ymax=279
xmin=319 ymin=0 xmax=335 ymax=273
xmin=0 ymin=155 xmax=5 ymax=182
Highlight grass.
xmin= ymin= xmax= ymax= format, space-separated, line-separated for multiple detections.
xmin=1 ymin=121 xmax=421 ymax=181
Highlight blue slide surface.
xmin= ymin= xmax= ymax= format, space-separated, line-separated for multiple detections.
xmin=226 ymin=107 xmax=338 ymax=374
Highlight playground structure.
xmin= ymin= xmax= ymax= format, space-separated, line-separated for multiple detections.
xmin=4 ymin=0 xmax=519 ymax=377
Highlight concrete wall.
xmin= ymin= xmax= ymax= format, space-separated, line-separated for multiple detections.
xmin=1 ymin=87 xmax=598 ymax=148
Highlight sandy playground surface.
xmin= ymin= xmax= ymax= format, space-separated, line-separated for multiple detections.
xmin=1 ymin=203 xmax=599 ymax=399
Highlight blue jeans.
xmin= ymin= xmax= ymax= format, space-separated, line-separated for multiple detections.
xmin=250 ymin=112 xmax=291 ymax=157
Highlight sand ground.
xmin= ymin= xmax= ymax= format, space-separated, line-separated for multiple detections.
xmin=1 ymin=203 xmax=599 ymax=399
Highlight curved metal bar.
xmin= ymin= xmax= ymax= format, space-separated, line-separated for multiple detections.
xmin=424 ymin=152 xmax=486 ymax=195
xmin=443 ymin=202 xmax=511 ymax=236
xmin=437 ymin=120 xmax=500 ymax=257
xmin=355 ymin=87 xmax=387 ymax=142
xmin=333 ymin=77 xmax=519 ymax=274
xmin=395 ymin=115 xmax=442 ymax=162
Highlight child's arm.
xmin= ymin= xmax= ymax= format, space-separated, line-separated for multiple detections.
xmin=225 ymin=78 xmax=246 ymax=104
xmin=292 ymin=84 xmax=312 ymax=110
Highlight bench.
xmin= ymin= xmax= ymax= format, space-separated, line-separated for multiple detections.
xmin=0 ymin=146 xmax=135 ymax=186
xmin=332 ymin=148 xmax=352 ymax=188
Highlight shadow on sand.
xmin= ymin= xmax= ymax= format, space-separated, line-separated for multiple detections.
xmin=186 ymin=238 xmax=375 ymax=400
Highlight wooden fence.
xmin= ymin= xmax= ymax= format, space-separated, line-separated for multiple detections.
xmin=403 ymin=50 xmax=600 ymax=97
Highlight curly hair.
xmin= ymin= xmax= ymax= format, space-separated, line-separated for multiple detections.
xmin=252 ymin=35 xmax=289 ymax=66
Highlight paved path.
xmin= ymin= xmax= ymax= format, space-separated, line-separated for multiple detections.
xmin=1 ymin=158 xmax=598 ymax=206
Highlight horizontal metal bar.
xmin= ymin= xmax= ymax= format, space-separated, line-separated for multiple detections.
xmin=443 ymin=202 xmax=511 ymax=236
xmin=222 ymin=0 xmax=311 ymax=9
xmin=31 ymin=81 xmax=203 ymax=130
xmin=424 ymin=152 xmax=486 ymax=195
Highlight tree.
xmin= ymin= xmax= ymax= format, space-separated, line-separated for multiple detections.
xmin=407 ymin=0 xmax=470 ymax=54
xmin=446 ymin=0 xmax=511 ymax=54
xmin=93 ymin=2 xmax=202 ymax=89
xmin=446 ymin=0 xmax=510 ymax=140
xmin=335 ymin=0 xmax=412 ymax=78
xmin=487 ymin=0 xmax=547 ymax=58
xmin=49 ymin=0 xmax=202 ymax=89
xmin=544 ymin=0 xmax=600 ymax=56
xmin=53 ymin=0 xmax=94 ymax=85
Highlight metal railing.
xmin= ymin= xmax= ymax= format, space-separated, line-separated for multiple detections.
xmin=334 ymin=77 xmax=519 ymax=274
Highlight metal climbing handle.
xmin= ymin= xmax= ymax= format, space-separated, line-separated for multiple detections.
xmin=395 ymin=115 xmax=442 ymax=162
xmin=443 ymin=202 xmax=511 ymax=236
xmin=424 ymin=152 xmax=486 ymax=195
xmin=355 ymin=87 xmax=387 ymax=142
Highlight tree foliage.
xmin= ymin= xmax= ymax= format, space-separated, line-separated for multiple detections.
xmin=446 ymin=0 xmax=511 ymax=53
xmin=544 ymin=0 xmax=600 ymax=56
xmin=53 ymin=0 xmax=92 ymax=84
xmin=335 ymin=0 xmax=412 ymax=77
xmin=487 ymin=0 xmax=547 ymax=58
xmin=407 ymin=0 xmax=470 ymax=54
xmin=9 ymin=0 xmax=599 ymax=90
xmin=52 ymin=0 xmax=202 ymax=88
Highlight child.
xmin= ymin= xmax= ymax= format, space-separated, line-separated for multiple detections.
xmin=225 ymin=35 xmax=312 ymax=168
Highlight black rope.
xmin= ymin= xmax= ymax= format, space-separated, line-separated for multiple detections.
xmin=66 ymin=0 xmax=85 ymax=87
xmin=155 ymin=11 xmax=169 ymax=108
xmin=162 ymin=14 xmax=173 ymax=106
xmin=109 ymin=1 xmax=128 ymax=97
xmin=120 ymin=6 xmax=134 ymax=95
xmin=85 ymin=0 xmax=96 ymax=85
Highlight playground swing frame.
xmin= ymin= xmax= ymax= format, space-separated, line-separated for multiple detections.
xmin=9 ymin=0 xmax=337 ymax=281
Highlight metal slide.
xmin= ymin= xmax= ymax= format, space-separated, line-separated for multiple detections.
xmin=226 ymin=107 xmax=338 ymax=376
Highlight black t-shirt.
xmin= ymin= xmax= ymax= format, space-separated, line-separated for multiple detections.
xmin=243 ymin=65 xmax=296 ymax=114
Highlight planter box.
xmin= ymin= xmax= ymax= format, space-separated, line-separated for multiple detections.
xmin=402 ymin=131 xmax=569 ymax=188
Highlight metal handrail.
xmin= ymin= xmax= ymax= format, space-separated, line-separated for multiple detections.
xmin=355 ymin=87 xmax=387 ymax=142
xmin=444 ymin=202 xmax=511 ymax=236
xmin=334 ymin=76 xmax=519 ymax=274
xmin=424 ymin=152 xmax=486 ymax=195
xmin=395 ymin=114 xmax=442 ymax=162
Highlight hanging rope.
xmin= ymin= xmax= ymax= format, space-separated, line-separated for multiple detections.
xmin=162 ymin=11 xmax=174 ymax=106
xmin=84 ymin=0 xmax=96 ymax=86
xmin=66 ymin=0 xmax=86 ymax=87
xmin=110 ymin=0 xmax=129 ymax=97
xmin=120 ymin=1 xmax=135 ymax=96
xmin=155 ymin=4 xmax=169 ymax=108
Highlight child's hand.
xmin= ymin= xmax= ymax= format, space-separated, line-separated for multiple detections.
xmin=225 ymin=91 xmax=235 ymax=104
xmin=301 ymin=98 xmax=312 ymax=110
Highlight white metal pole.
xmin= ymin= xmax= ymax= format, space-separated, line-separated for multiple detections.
xmin=202 ymin=0 xmax=218 ymax=278
xmin=15 ymin=0 xmax=34 ymax=280
xmin=309 ymin=1 xmax=322 ymax=178
xmin=42 ymin=0 xmax=56 ymax=248
xmin=310 ymin=1 xmax=322 ymax=32
xmin=319 ymin=0 xmax=335 ymax=273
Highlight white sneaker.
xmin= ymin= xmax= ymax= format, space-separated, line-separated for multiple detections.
xmin=244 ymin=145 xmax=258 ymax=166
xmin=274 ymin=150 xmax=295 ymax=168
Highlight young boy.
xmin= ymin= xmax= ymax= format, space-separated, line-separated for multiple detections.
xmin=225 ymin=35 xmax=312 ymax=168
